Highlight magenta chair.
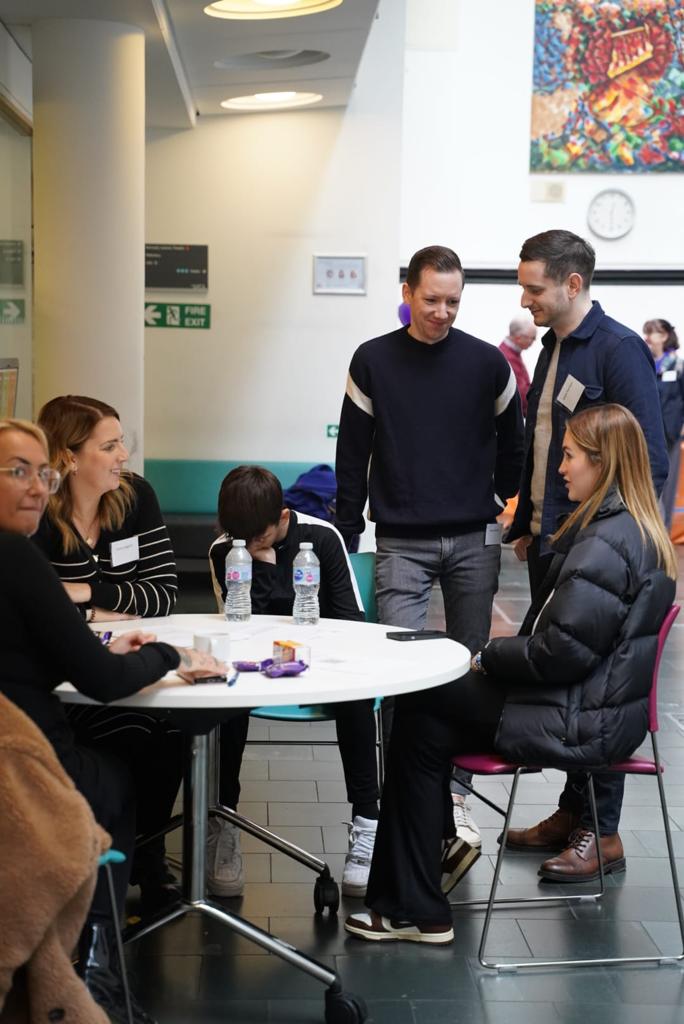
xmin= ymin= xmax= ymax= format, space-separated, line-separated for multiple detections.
xmin=450 ymin=603 xmax=684 ymax=971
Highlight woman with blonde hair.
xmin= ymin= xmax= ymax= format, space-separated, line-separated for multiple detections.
xmin=346 ymin=404 xmax=676 ymax=944
xmin=0 ymin=417 xmax=224 ymax=1021
xmin=33 ymin=396 xmax=181 ymax=921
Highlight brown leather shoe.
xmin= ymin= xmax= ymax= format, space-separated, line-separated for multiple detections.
xmin=538 ymin=829 xmax=625 ymax=882
xmin=502 ymin=808 xmax=581 ymax=852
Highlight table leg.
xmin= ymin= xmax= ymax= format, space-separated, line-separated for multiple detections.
xmin=125 ymin=731 xmax=367 ymax=1023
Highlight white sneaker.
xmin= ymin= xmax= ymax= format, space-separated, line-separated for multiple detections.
xmin=452 ymin=795 xmax=481 ymax=848
xmin=206 ymin=817 xmax=244 ymax=897
xmin=341 ymin=816 xmax=378 ymax=898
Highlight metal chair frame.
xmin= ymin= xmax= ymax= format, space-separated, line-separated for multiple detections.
xmin=450 ymin=603 xmax=684 ymax=972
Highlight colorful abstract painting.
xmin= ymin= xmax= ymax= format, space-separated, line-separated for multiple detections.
xmin=531 ymin=0 xmax=684 ymax=172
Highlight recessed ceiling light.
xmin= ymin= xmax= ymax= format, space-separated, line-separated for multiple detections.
xmin=213 ymin=49 xmax=330 ymax=70
xmin=220 ymin=90 xmax=323 ymax=111
xmin=204 ymin=0 xmax=342 ymax=20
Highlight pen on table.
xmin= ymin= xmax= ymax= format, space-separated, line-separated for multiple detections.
xmin=99 ymin=630 xmax=112 ymax=645
xmin=226 ymin=670 xmax=240 ymax=687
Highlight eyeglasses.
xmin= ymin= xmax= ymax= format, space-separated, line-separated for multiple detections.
xmin=0 ymin=465 xmax=62 ymax=494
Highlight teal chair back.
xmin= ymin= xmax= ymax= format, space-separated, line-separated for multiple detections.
xmin=349 ymin=551 xmax=377 ymax=623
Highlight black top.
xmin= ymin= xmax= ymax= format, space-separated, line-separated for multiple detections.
xmin=33 ymin=474 xmax=178 ymax=617
xmin=483 ymin=493 xmax=675 ymax=769
xmin=208 ymin=511 xmax=365 ymax=622
xmin=334 ymin=326 xmax=524 ymax=539
xmin=0 ymin=531 xmax=180 ymax=767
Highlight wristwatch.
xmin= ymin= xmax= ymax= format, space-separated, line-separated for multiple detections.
xmin=472 ymin=651 xmax=485 ymax=673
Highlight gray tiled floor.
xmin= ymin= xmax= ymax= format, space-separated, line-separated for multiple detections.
xmin=128 ymin=548 xmax=684 ymax=1023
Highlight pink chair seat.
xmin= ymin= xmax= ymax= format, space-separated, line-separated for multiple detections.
xmin=604 ymin=756 xmax=661 ymax=775
xmin=453 ymin=753 xmax=539 ymax=775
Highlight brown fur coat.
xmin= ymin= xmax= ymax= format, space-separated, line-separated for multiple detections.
xmin=0 ymin=693 xmax=110 ymax=1023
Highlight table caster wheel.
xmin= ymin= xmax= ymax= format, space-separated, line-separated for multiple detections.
xmin=314 ymin=875 xmax=340 ymax=915
xmin=325 ymin=989 xmax=367 ymax=1024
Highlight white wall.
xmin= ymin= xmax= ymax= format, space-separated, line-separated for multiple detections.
xmin=401 ymin=0 xmax=683 ymax=362
xmin=145 ymin=0 xmax=406 ymax=461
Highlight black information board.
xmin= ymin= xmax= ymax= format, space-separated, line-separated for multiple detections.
xmin=0 ymin=241 xmax=24 ymax=286
xmin=145 ymin=244 xmax=208 ymax=290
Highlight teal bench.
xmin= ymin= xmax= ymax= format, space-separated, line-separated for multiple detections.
xmin=144 ymin=459 xmax=331 ymax=573
xmin=144 ymin=460 xmax=322 ymax=516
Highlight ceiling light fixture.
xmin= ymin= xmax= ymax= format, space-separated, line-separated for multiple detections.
xmin=204 ymin=0 xmax=342 ymax=20
xmin=220 ymin=90 xmax=323 ymax=111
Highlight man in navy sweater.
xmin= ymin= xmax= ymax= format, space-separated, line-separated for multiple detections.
xmin=505 ymin=228 xmax=669 ymax=881
xmin=335 ymin=245 xmax=525 ymax=880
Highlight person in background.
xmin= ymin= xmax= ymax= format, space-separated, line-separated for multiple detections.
xmin=346 ymin=405 xmax=675 ymax=944
xmin=335 ymin=245 xmax=525 ymax=881
xmin=499 ymin=315 xmax=536 ymax=417
xmin=33 ymin=395 xmax=182 ymax=914
xmin=0 ymin=417 xmax=224 ymax=1024
xmin=208 ymin=466 xmax=380 ymax=900
xmin=643 ymin=318 xmax=684 ymax=531
xmin=506 ymin=230 xmax=669 ymax=880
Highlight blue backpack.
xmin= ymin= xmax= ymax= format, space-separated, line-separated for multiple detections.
xmin=283 ymin=464 xmax=337 ymax=522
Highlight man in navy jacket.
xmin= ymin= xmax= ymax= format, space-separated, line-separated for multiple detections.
xmin=505 ymin=229 xmax=669 ymax=879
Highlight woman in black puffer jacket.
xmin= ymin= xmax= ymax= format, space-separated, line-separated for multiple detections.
xmin=345 ymin=404 xmax=677 ymax=945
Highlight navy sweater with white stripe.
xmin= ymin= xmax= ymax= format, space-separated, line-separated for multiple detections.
xmin=335 ymin=326 xmax=525 ymax=538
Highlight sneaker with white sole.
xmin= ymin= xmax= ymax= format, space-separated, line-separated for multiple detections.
xmin=440 ymin=835 xmax=481 ymax=894
xmin=452 ymin=794 xmax=481 ymax=847
xmin=206 ymin=817 xmax=244 ymax=897
xmin=344 ymin=910 xmax=453 ymax=945
xmin=341 ymin=815 xmax=377 ymax=898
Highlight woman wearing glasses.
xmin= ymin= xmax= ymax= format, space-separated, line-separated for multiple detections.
xmin=0 ymin=418 xmax=224 ymax=1023
xmin=32 ymin=396 xmax=181 ymax=920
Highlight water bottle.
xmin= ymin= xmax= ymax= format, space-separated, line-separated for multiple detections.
xmin=292 ymin=542 xmax=320 ymax=625
xmin=224 ymin=539 xmax=252 ymax=622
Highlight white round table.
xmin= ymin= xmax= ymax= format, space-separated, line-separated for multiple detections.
xmin=59 ymin=613 xmax=470 ymax=1024
xmin=60 ymin=612 xmax=470 ymax=710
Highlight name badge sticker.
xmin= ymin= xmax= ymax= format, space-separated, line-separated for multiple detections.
xmin=662 ymin=370 xmax=677 ymax=383
xmin=110 ymin=535 xmax=140 ymax=567
xmin=485 ymin=523 xmax=503 ymax=546
xmin=556 ymin=374 xmax=585 ymax=413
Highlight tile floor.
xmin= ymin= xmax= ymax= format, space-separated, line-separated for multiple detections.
xmin=126 ymin=549 xmax=684 ymax=1023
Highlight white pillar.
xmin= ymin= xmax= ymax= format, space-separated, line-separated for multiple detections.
xmin=32 ymin=20 xmax=145 ymax=470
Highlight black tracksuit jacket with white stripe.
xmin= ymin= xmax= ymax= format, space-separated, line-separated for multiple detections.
xmin=209 ymin=512 xmax=365 ymax=621
xmin=334 ymin=326 xmax=525 ymax=539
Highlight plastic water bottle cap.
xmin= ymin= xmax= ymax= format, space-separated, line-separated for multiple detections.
xmin=299 ymin=542 xmax=313 ymax=550
xmin=233 ymin=539 xmax=246 ymax=547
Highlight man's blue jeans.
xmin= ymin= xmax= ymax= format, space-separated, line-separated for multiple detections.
xmin=375 ymin=530 xmax=501 ymax=795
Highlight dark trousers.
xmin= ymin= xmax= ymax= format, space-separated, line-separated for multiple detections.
xmin=527 ymin=536 xmax=625 ymax=835
xmin=67 ymin=706 xmax=184 ymax=884
xmin=366 ymin=673 xmax=503 ymax=925
xmin=61 ymin=744 xmax=136 ymax=921
xmin=219 ymin=699 xmax=380 ymax=818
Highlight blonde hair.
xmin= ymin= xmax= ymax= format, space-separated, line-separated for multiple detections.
xmin=0 ymin=418 xmax=49 ymax=453
xmin=37 ymin=395 xmax=134 ymax=554
xmin=552 ymin=404 xmax=677 ymax=579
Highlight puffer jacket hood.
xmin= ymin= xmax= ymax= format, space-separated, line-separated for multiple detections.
xmin=482 ymin=495 xmax=675 ymax=769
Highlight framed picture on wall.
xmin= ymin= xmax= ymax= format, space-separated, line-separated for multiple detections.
xmin=313 ymin=254 xmax=366 ymax=295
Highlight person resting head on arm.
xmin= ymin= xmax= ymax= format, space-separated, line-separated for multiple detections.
xmin=33 ymin=394 xmax=178 ymax=621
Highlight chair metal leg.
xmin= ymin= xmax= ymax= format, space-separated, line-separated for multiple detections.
xmin=375 ymin=704 xmax=385 ymax=793
xmin=104 ymin=862 xmax=134 ymax=1024
xmin=449 ymin=770 xmax=603 ymax=916
xmin=470 ymin=761 xmax=684 ymax=971
xmin=652 ymin=733 xmax=684 ymax=964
